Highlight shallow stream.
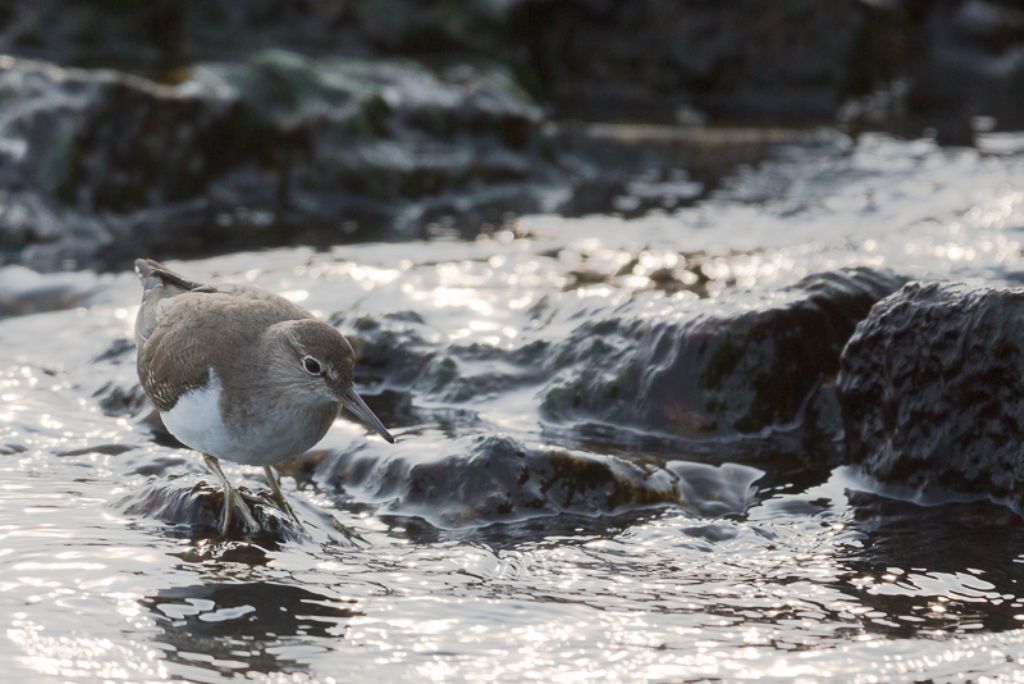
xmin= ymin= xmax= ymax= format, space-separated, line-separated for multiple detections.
xmin=3 ymin=134 xmax=1024 ymax=681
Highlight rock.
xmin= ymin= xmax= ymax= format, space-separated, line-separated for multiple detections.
xmin=837 ymin=282 xmax=1024 ymax=507
xmin=542 ymin=268 xmax=906 ymax=439
xmin=93 ymin=382 xmax=150 ymax=417
xmin=508 ymin=0 xmax=864 ymax=123
xmin=314 ymin=434 xmax=763 ymax=527
xmin=0 ymin=52 xmax=557 ymax=271
xmin=4 ymin=0 xmax=1024 ymax=137
xmin=343 ymin=314 xmax=550 ymax=405
xmin=851 ymin=0 xmax=1024 ymax=140
xmin=118 ymin=479 xmax=306 ymax=543
xmin=0 ymin=1 xmax=509 ymax=75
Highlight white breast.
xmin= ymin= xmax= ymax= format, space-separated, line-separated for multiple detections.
xmin=161 ymin=369 xmax=238 ymax=461
xmin=161 ymin=367 xmax=335 ymax=466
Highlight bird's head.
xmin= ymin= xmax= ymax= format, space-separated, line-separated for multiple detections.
xmin=268 ymin=318 xmax=394 ymax=443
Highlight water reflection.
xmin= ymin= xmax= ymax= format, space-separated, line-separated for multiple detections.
xmin=142 ymin=583 xmax=361 ymax=678
xmin=835 ymin=491 xmax=1024 ymax=636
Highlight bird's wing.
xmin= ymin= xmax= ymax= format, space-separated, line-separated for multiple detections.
xmin=134 ymin=259 xmax=215 ymax=347
xmin=136 ymin=286 xmax=314 ymax=412
xmin=137 ymin=294 xmax=222 ymax=411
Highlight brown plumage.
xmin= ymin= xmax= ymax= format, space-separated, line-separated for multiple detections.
xmin=133 ymin=258 xmax=394 ymax=535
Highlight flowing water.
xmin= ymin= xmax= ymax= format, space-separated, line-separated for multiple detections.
xmin=3 ymin=133 xmax=1024 ymax=681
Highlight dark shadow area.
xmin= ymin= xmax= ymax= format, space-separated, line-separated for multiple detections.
xmin=142 ymin=582 xmax=361 ymax=677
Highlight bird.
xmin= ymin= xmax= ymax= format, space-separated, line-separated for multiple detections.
xmin=133 ymin=258 xmax=394 ymax=535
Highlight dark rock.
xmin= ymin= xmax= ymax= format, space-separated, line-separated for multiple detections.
xmin=4 ymin=0 xmax=1024 ymax=137
xmin=345 ymin=317 xmax=548 ymax=405
xmin=0 ymin=2 xmax=509 ymax=75
xmin=542 ymin=267 xmax=906 ymax=438
xmin=92 ymin=337 xmax=136 ymax=364
xmin=850 ymin=0 xmax=1024 ymax=139
xmin=0 ymin=52 xmax=557 ymax=271
xmin=315 ymin=434 xmax=763 ymax=527
xmin=118 ymin=479 xmax=305 ymax=543
xmin=139 ymin=409 xmax=186 ymax=449
xmin=0 ymin=1 xmax=865 ymax=126
xmin=93 ymin=382 xmax=150 ymax=417
xmin=509 ymin=0 xmax=864 ymax=123
xmin=838 ymin=282 xmax=1024 ymax=507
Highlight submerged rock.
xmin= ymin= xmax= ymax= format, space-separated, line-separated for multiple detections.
xmin=542 ymin=268 xmax=906 ymax=439
xmin=838 ymin=282 xmax=1024 ymax=507
xmin=314 ymin=434 xmax=763 ymax=528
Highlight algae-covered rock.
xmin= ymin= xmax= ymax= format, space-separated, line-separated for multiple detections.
xmin=838 ymin=282 xmax=1024 ymax=507
xmin=542 ymin=268 xmax=906 ymax=438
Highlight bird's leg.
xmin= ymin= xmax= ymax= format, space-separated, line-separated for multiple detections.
xmin=264 ymin=465 xmax=302 ymax=526
xmin=203 ymin=453 xmax=259 ymax=535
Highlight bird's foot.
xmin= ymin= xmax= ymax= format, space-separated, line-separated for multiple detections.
xmin=221 ymin=487 xmax=260 ymax=536
xmin=263 ymin=465 xmax=304 ymax=530
xmin=270 ymin=491 xmax=303 ymax=528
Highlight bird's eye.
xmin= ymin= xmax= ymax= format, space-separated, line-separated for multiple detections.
xmin=302 ymin=356 xmax=323 ymax=375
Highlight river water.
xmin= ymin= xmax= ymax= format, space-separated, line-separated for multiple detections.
xmin=2 ymin=133 xmax=1024 ymax=681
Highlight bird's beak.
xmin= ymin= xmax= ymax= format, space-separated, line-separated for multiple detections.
xmin=338 ymin=387 xmax=395 ymax=443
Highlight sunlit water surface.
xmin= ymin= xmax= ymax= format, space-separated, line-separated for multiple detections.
xmin=3 ymin=135 xmax=1024 ymax=681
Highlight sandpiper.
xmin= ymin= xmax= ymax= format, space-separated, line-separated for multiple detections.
xmin=133 ymin=258 xmax=394 ymax=535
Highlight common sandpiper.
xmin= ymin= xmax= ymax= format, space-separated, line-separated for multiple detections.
xmin=133 ymin=258 xmax=394 ymax=535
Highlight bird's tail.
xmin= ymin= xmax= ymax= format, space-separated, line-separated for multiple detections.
xmin=134 ymin=258 xmax=204 ymax=294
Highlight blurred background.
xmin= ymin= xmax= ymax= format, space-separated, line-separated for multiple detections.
xmin=1 ymin=0 xmax=1022 ymax=272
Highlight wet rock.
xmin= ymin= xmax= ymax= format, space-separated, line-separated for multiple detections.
xmin=542 ymin=268 xmax=906 ymax=439
xmin=837 ymin=282 xmax=1024 ymax=507
xmin=0 ymin=2 xmax=508 ymax=75
xmin=92 ymin=337 xmax=136 ymax=364
xmin=93 ymin=382 xmax=150 ymax=417
xmin=345 ymin=316 xmax=548 ymax=406
xmin=508 ymin=0 xmax=863 ymax=123
xmin=0 ymin=52 xmax=555 ymax=271
xmin=315 ymin=434 xmax=763 ymax=528
xmin=851 ymin=0 xmax=1024 ymax=139
xmin=347 ymin=319 xmax=434 ymax=384
xmin=5 ymin=0 xmax=1024 ymax=137
xmin=119 ymin=479 xmax=305 ymax=543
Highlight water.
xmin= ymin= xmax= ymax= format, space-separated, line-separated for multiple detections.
xmin=3 ymin=133 xmax=1024 ymax=681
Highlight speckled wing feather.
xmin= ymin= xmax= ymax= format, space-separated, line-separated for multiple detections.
xmin=134 ymin=259 xmax=312 ymax=412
